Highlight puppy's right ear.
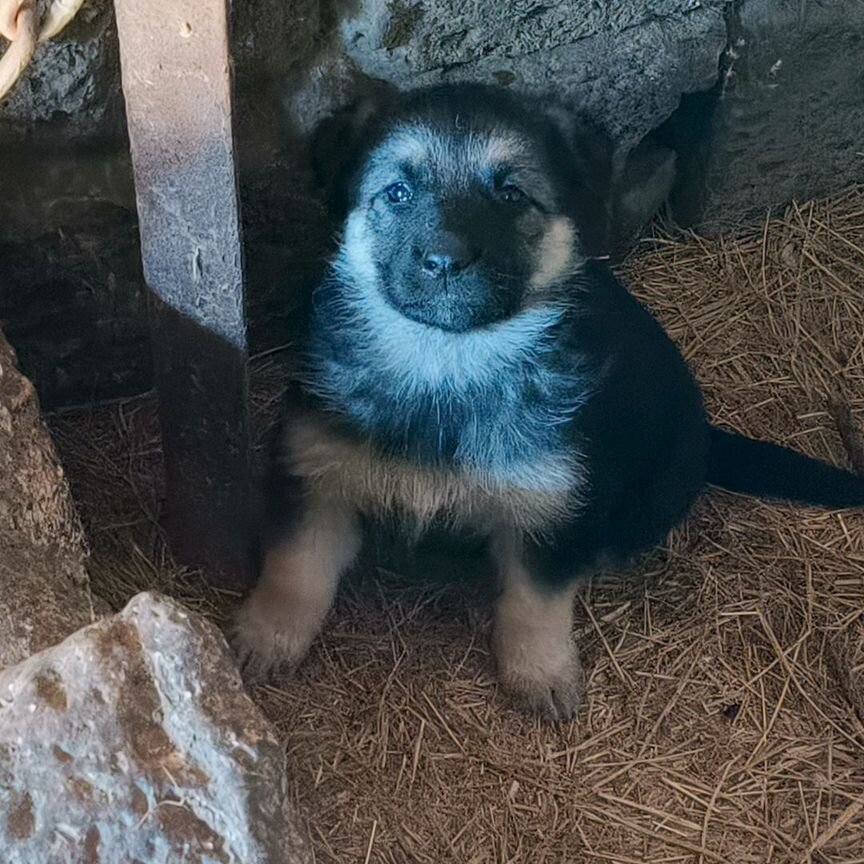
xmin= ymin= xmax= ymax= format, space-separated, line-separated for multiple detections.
xmin=310 ymin=81 xmax=398 ymax=220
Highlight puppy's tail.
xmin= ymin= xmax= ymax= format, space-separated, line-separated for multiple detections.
xmin=706 ymin=425 xmax=864 ymax=508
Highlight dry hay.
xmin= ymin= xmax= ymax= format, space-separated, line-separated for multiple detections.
xmin=49 ymin=188 xmax=864 ymax=863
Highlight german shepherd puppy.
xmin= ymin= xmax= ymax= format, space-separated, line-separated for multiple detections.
xmin=232 ymin=84 xmax=864 ymax=720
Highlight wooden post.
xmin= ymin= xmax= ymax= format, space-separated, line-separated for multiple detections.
xmin=114 ymin=0 xmax=252 ymax=585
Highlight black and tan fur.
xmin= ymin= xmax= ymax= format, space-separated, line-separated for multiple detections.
xmin=231 ymin=84 xmax=864 ymax=720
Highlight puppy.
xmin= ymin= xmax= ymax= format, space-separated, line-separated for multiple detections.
xmin=232 ymin=84 xmax=864 ymax=721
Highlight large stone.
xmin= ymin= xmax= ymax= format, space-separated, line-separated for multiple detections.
xmin=0 ymin=328 xmax=95 ymax=668
xmin=322 ymin=0 xmax=728 ymax=152
xmin=668 ymin=0 xmax=864 ymax=230
xmin=0 ymin=592 xmax=312 ymax=863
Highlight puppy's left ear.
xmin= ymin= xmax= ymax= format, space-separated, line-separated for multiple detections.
xmin=538 ymin=97 xmax=616 ymax=258
xmin=540 ymin=97 xmax=678 ymax=259
xmin=310 ymin=80 xmax=399 ymax=220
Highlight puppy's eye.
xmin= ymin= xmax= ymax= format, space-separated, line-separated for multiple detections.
xmin=499 ymin=183 xmax=526 ymax=204
xmin=385 ymin=182 xmax=414 ymax=204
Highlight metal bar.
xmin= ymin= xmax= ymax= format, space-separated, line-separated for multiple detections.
xmin=114 ymin=0 xmax=252 ymax=585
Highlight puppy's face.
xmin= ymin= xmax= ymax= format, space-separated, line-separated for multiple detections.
xmin=334 ymin=86 xmax=599 ymax=333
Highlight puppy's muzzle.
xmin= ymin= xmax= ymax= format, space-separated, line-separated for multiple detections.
xmin=417 ymin=230 xmax=479 ymax=278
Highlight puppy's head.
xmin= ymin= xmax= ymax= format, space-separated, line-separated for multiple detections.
xmin=318 ymin=84 xmax=608 ymax=333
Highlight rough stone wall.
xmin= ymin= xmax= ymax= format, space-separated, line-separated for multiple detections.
xmin=671 ymin=0 xmax=864 ymax=229
xmin=303 ymin=0 xmax=727 ymax=150
xmin=1 ymin=0 xmax=862 ymax=406
xmin=0 ymin=0 xmax=142 ymax=408
xmin=0 ymin=0 xmax=124 ymax=147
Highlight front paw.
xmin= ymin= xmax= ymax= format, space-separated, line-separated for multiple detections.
xmin=495 ymin=637 xmax=585 ymax=721
xmin=228 ymin=592 xmax=320 ymax=683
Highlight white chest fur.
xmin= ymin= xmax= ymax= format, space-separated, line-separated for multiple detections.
xmin=284 ymin=414 xmax=585 ymax=537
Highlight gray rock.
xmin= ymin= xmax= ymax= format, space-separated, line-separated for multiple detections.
xmin=669 ymin=0 xmax=864 ymax=230
xmin=0 ymin=592 xmax=312 ymax=864
xmin=333 ymin=0 xmax=728 ymax=152
xmin=0 ymin=327 xmax=96 ymax=668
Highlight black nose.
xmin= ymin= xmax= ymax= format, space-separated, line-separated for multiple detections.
xmin=420 ymin=232 xmax=475 ymax=277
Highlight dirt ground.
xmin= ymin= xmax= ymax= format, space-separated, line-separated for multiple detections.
xmin=50 ymin=189 xmax=864 ymax=863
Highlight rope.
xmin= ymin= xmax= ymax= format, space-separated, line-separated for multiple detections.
xmin=0 ymin=0 xmax=86 ymax=101
xmin=0 ymin=1 xmax=35 ymax=100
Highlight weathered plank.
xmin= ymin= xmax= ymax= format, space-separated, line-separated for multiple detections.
xmin=114 ymin=0 xmax=252 ymax=584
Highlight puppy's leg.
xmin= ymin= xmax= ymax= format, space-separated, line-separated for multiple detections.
xmin=231 ymin=494 xmax=361 ymax=679
xmin=491 ymin=533 xmax=584 ymax=721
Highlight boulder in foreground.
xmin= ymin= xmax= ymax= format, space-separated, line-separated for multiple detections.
xmin=0 ymin=592 xmax=311 ymax=864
